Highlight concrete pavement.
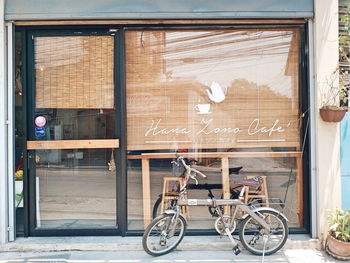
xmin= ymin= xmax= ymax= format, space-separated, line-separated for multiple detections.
xmin=0 ymin=235 xmax=320 ymax=252
xmin=0 ymin=235 xmax=344 ymax=263
xmin=0 ymin=249 xmax=344 ymax=263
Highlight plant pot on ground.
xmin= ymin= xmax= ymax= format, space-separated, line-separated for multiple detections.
xmin=325 ymin=209 xmax=350 ymax=261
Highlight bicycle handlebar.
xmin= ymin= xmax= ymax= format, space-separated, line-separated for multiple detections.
xmin=191 ymin=168 xmax=207 ymax=178
xmin=175 ymin=156 xmax=207 ymax=191
xmin=177 ymin=156 xmax=207 ymax=179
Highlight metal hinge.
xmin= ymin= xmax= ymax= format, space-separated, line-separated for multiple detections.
xmin=7 ymin=226 xmax=12 ymax=232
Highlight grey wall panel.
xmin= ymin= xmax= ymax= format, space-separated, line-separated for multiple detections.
xmin=5 ymin=0 xmax=313 ymax=20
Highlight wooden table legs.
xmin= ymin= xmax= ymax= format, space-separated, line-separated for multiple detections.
xmin=296 ymin=156 xmax=304 ymax=227
xmin=142 ymin=158 xmax=151 ymax=228
xmin=139 ymin=154 xmax=304 ymax=229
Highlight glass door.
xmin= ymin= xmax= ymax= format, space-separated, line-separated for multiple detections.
xmin=27 ymin=30 xmax=122 ymax=235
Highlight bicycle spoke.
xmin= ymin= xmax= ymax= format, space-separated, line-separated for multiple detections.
xmin=239 ymin=210 xmax=288 ymax=255
xmin=143 ymin=214 xmax=187 ymax=256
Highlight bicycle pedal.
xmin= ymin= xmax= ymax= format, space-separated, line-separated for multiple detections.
xmin=232 ymin=245 xmax=241 ymax=255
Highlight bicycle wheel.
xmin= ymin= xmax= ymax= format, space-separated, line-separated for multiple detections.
xmin=152 ymin=196 xmax=163 ymax=219
xmin=239 ymin=210 xmax=288 ymax=255
xmin=142 ymin=213 xmax=187 ymax=256
xmin=152 ymin=196 xmax=178 ymax=219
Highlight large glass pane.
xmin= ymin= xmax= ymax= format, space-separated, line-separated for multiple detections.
xmin=15 ymin=31 xmax=25 ymax=235
xmin=36 ymin=147 xmax=116 ymax=229
xmin=33 ymin=35 xmax=117 ymax=229
xmin=126 ymin=29 xmax=303 ymax=230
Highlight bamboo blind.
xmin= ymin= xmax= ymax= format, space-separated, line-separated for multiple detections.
xmin=35 ymin=36 xmax=114 ymax=109
xmin=126 ymin=29 xmax=301 ymax=151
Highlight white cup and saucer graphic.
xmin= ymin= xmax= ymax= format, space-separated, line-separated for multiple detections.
xmin=195 ymin=103 xmax=211 ymax=114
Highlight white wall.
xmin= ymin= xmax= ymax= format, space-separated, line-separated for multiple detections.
xmin=313 ymin=0 xmax=342 ymax=240
xmin=0 ymin=0 xmax=8 ymax=244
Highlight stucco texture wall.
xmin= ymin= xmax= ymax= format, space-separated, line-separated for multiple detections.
xmin=314 ymin=0 xmax=342 ymax=240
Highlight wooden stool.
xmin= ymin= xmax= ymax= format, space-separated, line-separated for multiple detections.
xmin=161 ymin=177 xmax=188 ymax=216
xmin=244 ymin=175 xmax=269 ymax=206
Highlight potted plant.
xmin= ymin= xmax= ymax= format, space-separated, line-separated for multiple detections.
xmin=319 ymin=69 xmax=348 ymax=122
xmin=319 ymin=6 xmax=350 ymax=122
xmin=320 ymin=6 xmax=350 ymax=122
xmin=325 ymin=209 xmax=350 ymax=260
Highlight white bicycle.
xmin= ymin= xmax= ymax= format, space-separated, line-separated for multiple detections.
xmin=142 ymin=156 xmax=289 ymax=257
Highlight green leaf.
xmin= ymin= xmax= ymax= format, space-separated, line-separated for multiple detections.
xmin=15 ymin=193 xmax=22 ymax=202
xmin=329 ymin=209 xmax=350 ymax=241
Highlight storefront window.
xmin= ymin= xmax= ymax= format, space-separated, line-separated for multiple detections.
xmin=15 ymin=31 xmax=25 ymax=235
xmin=125 ymin=29 xmax=303 ymax=230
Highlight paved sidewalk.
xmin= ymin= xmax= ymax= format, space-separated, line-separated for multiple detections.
xmin=0 ymin=235 xmax=320 ymax=252
xmin=0 ymin=235 xmax=343 ymax=263
xmin=0 ymin=248 xmax=344 ymax=263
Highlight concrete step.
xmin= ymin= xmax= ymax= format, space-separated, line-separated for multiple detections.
xmin=0 ymin=235 xmax=321 ymax=253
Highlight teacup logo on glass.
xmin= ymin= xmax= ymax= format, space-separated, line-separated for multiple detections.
xmin=195 ymin=104 xmax=211 ymax=114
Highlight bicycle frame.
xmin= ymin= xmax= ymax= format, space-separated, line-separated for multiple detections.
xmin=175 ymin=157 xmax=272 ymax=232
xmin=177 ymin=198 xmax=271 ymax=232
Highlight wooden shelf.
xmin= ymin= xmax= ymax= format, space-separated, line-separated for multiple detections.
xmin=127 ymin=151 xmax=302 ymax=159
xmin=27 ymin=139 xmax=119 ymax=150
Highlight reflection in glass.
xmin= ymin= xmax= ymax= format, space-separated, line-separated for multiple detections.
xmin=36 ymin=148 xmax=116 ymax=229
xmin=33 ymin=109 xmax=117 ymax=229
xmin=125 ymin=29 xmax=303 ymax=230
xmin=15 ymin=30 xmax=25 ymax=235
xmin=126 ymin=29 xmax=300 ymax=151
xmin=33 ymin=35 xmax=117 ymax=230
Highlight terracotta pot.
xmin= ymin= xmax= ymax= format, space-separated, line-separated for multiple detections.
xmin=319 ymin=107 xmax=347 ymax=122
xmin=326 ymin=234 xmax=350 ymax=261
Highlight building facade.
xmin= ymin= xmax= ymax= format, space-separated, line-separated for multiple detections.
xmin=0 ymin=0 xmax=342 ymax=243
xmin=341 ymin=113 xmax=350 ymax=209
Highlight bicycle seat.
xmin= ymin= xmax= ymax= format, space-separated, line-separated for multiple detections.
xmin=230 ymin=176 xmax=263 ymax=189
xmin=228 ymin=166 xmax=243 ymax=175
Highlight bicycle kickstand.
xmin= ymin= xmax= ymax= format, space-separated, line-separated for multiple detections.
xmin=225 ymin=227 xmax=241 ymax=255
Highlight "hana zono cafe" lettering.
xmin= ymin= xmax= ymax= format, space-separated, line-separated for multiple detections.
xmin=145 ymin=118 xmax=291 ymax=138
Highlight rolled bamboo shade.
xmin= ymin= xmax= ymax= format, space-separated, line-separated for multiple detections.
xmin=126 ymin=29 xmax=301 ymax=151
xmin=35 ymin=36 xmax=114 ymax=109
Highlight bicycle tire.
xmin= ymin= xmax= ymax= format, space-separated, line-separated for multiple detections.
xmin=239 ymin=210 xmax=288 ymax=255
xmin=142 ymin=213 xmax=187 ymax=256
xmin=152 ymin=196 xmax=178 ymax=219
xmin=152 ymin=196 xmax=163 ymax=219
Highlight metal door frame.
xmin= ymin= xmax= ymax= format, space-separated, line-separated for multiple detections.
xmin=26 ymin=28 xmax=125 ymax=236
